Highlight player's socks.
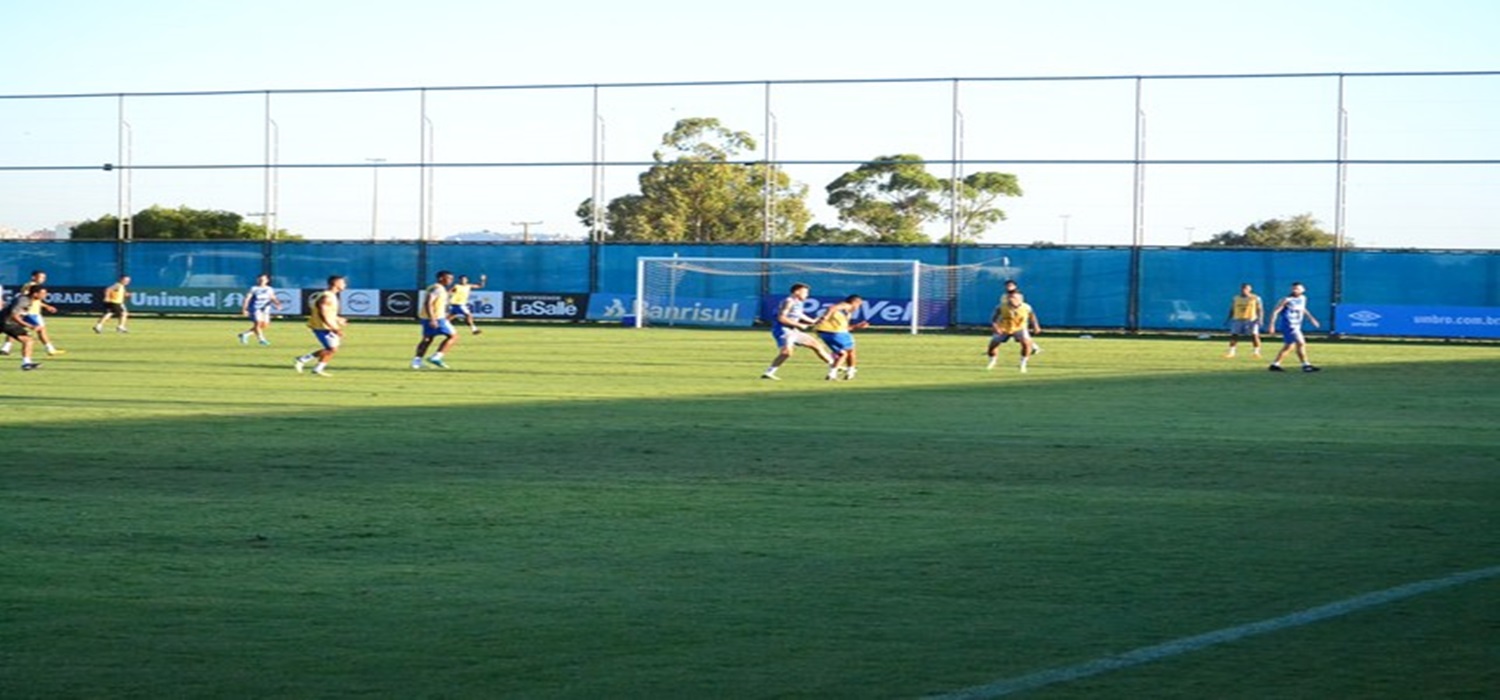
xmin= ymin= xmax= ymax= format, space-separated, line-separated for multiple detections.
xmin=0 ymin=342 xmax=10 ymax=354
xmin=986 ymin=355 xmax=997 ymax=370
xmin=825 ymin=367 xmax=838 ymax=380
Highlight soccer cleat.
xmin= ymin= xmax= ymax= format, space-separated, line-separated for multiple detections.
xmin=0 ymin=349 xmax=10 ymax=356
xmin=94 ymin=326 xmax=103 ymax=334
xmin=46 ymin=349 xmax=66 ymax=356
xmin=258 ymin=339 xmax=271 ymax=346
xmin=21 ymin=362 xmax=41 ymax=371
xmin=116 ymin=327 xmax=129 ymax=333
xmin=238 ymin=333 xmax=249 ymax=344
xmin=311 ymin=368 xmax=331 ymax=377
xmin=1302 ymin=365 xmax=1322 ymax=372
xmin=760 ymin=372 xmax=779 ymax=380
xmin=294 ymin=358 xmax=305 ymax=373
xmin=1223 ymin=351 xmax=1236 ymax=358
xmin=472 ymin=328 xmax=483 ymax=335
xmin=1268 ymin=364 xmax=1285 ymax=372
xmin=427 ymin=357 xmax=449 ymax=369
xmin=1032 ymin=344 xmax=1043 ymax=355
xmin=844 ymin=368 xmax=857 ymax=380
xmin=1019 ymin=365 xmax=1028 ymax=374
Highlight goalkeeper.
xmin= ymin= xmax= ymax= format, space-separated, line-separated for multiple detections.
xmin=761 ymin=283 xmax=834 ymax=380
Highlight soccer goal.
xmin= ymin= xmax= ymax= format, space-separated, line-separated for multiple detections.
xmin=634 ymin=256 xmax=988 ymax=333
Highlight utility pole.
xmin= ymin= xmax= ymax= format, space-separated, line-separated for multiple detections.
xmin=512 ymin=220 xmax=543 ymax=244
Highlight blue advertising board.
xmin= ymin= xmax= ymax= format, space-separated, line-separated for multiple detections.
xmin=587 ymin=292 xmax=755 ymax=327
xmin=1336 ymin=304 xmax=1500 ymax=339
xmin=757 ymin=295 xmax=950 ymax=327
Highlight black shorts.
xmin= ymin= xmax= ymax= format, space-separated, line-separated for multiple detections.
xmin=3 ymin=321 xmax=29 ymax=339
xmin=104 ymin=302 xmax=126 ymax=315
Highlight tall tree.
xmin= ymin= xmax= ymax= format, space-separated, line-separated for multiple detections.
xmin=825 ymin=155 xmax=943 ymax=243
xmin=1193 ymin=213 xmax=1347 ymax=248
xmin=943 ymin=171 xmax=1023 ymax=242
xmin=70 ymin=205 xmax=300 ymax=240
xmin=826 ymin=156 xmax=1022 ymax=243
xmin=578 ymin=118 xmax=810 ymax=242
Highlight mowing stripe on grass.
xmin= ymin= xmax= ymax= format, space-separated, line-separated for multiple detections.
xmin=928 ymin=564 xmax=1500 ymax=699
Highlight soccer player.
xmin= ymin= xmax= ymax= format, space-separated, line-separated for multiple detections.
xmin=1223 ymin=282 xmax=1264 ymax=358
xmin=1266 ymin=281 xmax=1322 ymax=373
xmin=761 ymin=283 xmax=834 ymax=380
xmin=413 ymin=270 xmax=458 ymax=369
xmin=294 ymin=275 xmax=347 ymax=376
xmin=1003 ymin=279 xmax=1042 ymax=354
xmin=812 ymin=294 xmax=867 ymax=381
xmin=93 ymin=275 xmax=131 ymax=334
xmin=986 ymin=290 xmax=1042 ymax=372
xmin=2 ymin=284 xmax=45 ymax=370
xmin=238 ymin=274 xmax=283 ymax=345
xmin=447 ymin=273 xmax=487 ymax=335
xmin=1 ymin=271 xmax=62 ymax=356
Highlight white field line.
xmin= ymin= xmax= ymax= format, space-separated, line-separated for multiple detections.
xmin=927 ymin=564 xmax=1500 ymax=700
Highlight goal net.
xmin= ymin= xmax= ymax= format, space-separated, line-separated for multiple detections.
xmin=633 ymin=256 xmax=1001 ymax=333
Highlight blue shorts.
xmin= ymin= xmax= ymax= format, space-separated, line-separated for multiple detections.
xmin=312 ymin=329 xmax=341 ymax=350
xmin=24 ymin=314 xmax=44 ymax=328
xmin=448 ymin=303 xmax=471 ymax=317
xmin=422 ymin=318 xmax=456 ymax=338
xmin=819 ymin=331 xmax=855 ymax=354
xmin=771 ymin=324 xmax=814 ymax=350
xmin=1279 ymin=323 xmax=1305 ymax=344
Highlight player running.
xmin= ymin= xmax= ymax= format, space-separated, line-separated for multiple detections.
xmin=986 ymin=290 xmax=1041 ymax=373
xmin=448 ymin=273 xmax=487 ymax=335
xmin=1267 ymin=281 xmax=1321 ymax=373
xmin=93 ymin=275 xmax=131 ymax=334
xmin=238 ymin=274 xmax=283 ymax=345
xmin=294 ymin=275 xmax=347 ymax=377
xmin=413 ymin=270 xmax=459 ymax=369
xmin=0 ymin=270 xmax=63 ymax=356
xmin=2 ymin=284 xmax=46 ymax=370
xmin=812 ymin=294 xmax=868 ymax=381
xmin=760 ymin=283 xmax=834 ymax=380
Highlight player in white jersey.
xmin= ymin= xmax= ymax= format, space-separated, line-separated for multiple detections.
xmin=237 ymin=274 xmax=283 ymax=345
xmin=1267 ymin=281 xmax=1321 ymax=373
xmin=760 ymin=283 xmax=833 ymax=380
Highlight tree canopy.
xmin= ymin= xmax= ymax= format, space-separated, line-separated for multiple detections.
xmin=578 ymin=118 xmax=810 ymax=242
xmin=1192 ymin=213 xmax=1347 ymax=248
xmin=823 ymin=155 xmax=1022 ymax=243
xmin=71 ymin=205 xmax=300 ymax=240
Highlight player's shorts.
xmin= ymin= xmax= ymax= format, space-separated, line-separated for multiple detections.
xmin=1229 ymin=320 xmax=1259 ymax=336
xmin=771 ymin=324 xmax=816 ymax=350
xmin=249 ymin=307 xmax=272 ymax=323
xmin=991 ymin=328 xmax=1031 ymax=344
xmin=448 ymin=303 xmax=471 ymax=317
xmin=103 ymin=302 xmax=126 ymax=315
xmin=2 ymin=321 xmax=28 ymax=338
xmin=819 ymin=331 xmax=856 ymax=354
xmin=23 ymin=313 xmax=44 ymax=328
xmin=1279 ymin=324 xmax=1305 ymax=345
xmin=312 ymin=329 xmax=341 ymax=350
xmin=422 ymin=318 xmax=457 ymax=338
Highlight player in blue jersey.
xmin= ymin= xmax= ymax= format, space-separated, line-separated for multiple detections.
xmin=237 ymin=274 xmax=283 ymax=345
xmin=1267 ymin=281 xmax=1322 ymax=372
xmin=760 ymin=283 xmax=834 ymax=380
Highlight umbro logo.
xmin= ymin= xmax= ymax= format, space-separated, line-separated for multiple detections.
xmin=1349 ymin=310 xmax=1381 ymax=323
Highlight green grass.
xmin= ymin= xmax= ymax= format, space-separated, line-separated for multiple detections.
xmin=2 ymin=317 xmax=1497 ymax=699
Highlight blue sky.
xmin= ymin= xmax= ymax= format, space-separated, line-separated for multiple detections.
xmin=3 ymin=0 xmax=1498 ymax=247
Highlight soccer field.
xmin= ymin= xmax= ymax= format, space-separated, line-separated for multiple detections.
xmin=2 ymin=317 xmax=1497 ymax=698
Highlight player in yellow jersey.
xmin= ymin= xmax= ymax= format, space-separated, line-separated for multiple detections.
xmin=93 ymin=275 xmax=131 ymax=334
xmin=2 ymin=284 xmax=46 ymax=370
xmin=1223 ymin=282 xmax=1264 ymax=358
xmin=413 ymin=270 xmax=459 ymax=369
xmin=1 ymin=270 xmax=63 ymax=356
xmin=986 ymin=290 xmax=1041 ymax=373
xmin=294 ymin=275 xmax=347 ymax=376
xmin=812 ymin=294 xmax=868 ymax=380
xmin=447 ymin=273 xmax=487 ymax=335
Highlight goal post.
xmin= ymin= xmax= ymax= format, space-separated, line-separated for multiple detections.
xmin=635 ymin=256 xmax=941 ymax=333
